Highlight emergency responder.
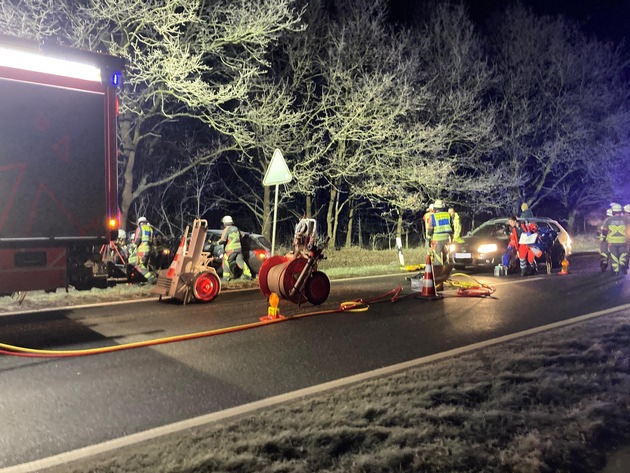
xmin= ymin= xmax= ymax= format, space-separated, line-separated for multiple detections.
xmin=518 ymin=221 xmax=543 ymax=276
xmin=218 ymin=216 xmax=252 ymax=281
xmin=601 ymin=203 xmax=629 ymax=275
xmin=598 ymin=207 xmax=613 ymax=272
xmin=520 ymin=202 xmax=533 ymax=220
xmin=422 ymin=204 xmax=434 ymax=249
xmin=502 ymin=215 xmax=521 ymax=273
xmin=426 ymin=200 xmax=452 ymax=269
xmin=131 ymin=216 xmax=156 ymax=283
xmin=448 ymin=207 xmax=464 ymax=243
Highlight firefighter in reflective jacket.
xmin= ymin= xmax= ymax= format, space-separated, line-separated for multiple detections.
xmin=427 ymin=200 xmax=452 ymax=268
xmin=218 ymin=216 xmax=252 ymax=280
xmin=448 ymin=207 xmax=464 ymax=243
xmin=601 ymin=203 xmax=628 ymax=275
xmin=131 ymin=216 xmax=156 ymax=283
xmin=598 ymin=207 xmax=613 ymax=272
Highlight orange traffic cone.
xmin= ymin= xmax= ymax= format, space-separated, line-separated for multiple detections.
xmin=419 ymin=254 xmax=443 ymax=300
xmin=166 ymin=235 xmax=186 ymax=278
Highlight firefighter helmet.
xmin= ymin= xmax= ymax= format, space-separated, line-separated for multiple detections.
xmin=137 ymin=216 xmax=148 ymax=225
xmin=611 ymin=203 xmax=622 ymax=213
xmin=606 ymin=208 xmax=613 ymax=217
xmin=433 ymin=199 xmax=444 ymax=209
xmin=221 ymin=215 xmax=234 ymax=225
xmin=624 ymin=204 xmax=630 ymax=214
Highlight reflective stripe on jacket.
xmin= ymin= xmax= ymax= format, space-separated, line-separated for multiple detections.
xmin=452 ymin=212 xmax=462 ymax=240
xmin=603 ymin=216 xmax=628 ymax=244
xmin=221 ymin=225 xmax=242 ymax=253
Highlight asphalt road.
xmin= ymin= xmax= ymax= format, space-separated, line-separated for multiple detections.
xmin=1 ymin=253 xmax=629 ymax=469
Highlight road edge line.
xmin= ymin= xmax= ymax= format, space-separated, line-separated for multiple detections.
xmin=4 ymin=302 xmax=630 ymax=473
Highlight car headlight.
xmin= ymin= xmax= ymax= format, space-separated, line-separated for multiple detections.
xmin=449 ymin=244 xmax=457 ymax=253
xmin=477 ymin=243 xmax=498 ymax=254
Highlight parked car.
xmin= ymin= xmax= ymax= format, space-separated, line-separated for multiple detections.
xmin=204 ymin=229 xmax=271 ymax=277
xmin=449 ymin=217 xmax=572 ymax=271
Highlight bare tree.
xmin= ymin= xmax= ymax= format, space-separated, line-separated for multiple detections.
xmin=489 ymin=3 xmax=630 ymax=224
xmin=0 ymin=0 xmax=303 ymax=228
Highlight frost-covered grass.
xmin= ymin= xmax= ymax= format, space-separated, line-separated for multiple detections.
xmin=319 ymin=247 xmax=409 ymax=278
xmin=571 ymin=234 xmax=599 ymax=253
xmin=50 ymin=312 xmax=630 ymax=473
xmin=0 ymin=243 xmax=598 ymax=313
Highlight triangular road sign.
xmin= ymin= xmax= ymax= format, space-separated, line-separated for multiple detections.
xmin=263 ymin=148 xmax=292 ymax=186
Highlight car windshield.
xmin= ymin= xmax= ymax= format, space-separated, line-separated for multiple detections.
xmin=471 ymin=222 xmax=507 ymax=238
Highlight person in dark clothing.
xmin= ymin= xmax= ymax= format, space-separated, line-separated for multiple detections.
xmin=520 ymin=202 xmax=533 ymax=220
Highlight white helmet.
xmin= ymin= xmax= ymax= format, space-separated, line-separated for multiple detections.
xmin=624 ymin=204 xmax=630 ymax=214
xmin=137 ymin=216 xmax=148 ymax=225
xmin=606 ymin=208 xmax=613 ymax=217
xmin=221 ymin=215 xmax=234 ymax=225
xmin=433 ymin=199 xmax=444 ymax=209
xmin=611 ymin=203 xmax=623 ymax=213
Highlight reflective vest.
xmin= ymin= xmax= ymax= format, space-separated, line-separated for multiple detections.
xmin=140 ymin=224 xmax=153 ymax=244
xmin=603 ymin=215 xmax=628 ymax=244
xmin=452 ymin=212 xmax=462 ymax=240
xmin=431 ymin=211 xmax=452 ymax=241
xmin=135 ymin=224 xmax=153 ymax=246
xmin=221 ymin=225 xmax=242 ymax=253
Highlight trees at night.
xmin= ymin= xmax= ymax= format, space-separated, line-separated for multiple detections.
xmin=489 ymin=4 xmax=630 ymax=231
xmin=0 ymin=0 xmax=628 ymax=242
xmin=0 ymin=0 xmax=303 ymax=230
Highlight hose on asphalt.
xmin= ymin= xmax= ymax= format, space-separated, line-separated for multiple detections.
xmin=445 ymin=273 xmax=496 ymax=298
xmin=0 ymin=300 xmax=369 ymax=358
xmin=0 ymin=278 xmax=494 ymax=358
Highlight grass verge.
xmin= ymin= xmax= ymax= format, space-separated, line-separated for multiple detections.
xmin=47 ymin=311 xmax=630 ymax=473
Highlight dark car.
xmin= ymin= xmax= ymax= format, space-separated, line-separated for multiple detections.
xmin=204 ymin=229 xmax=271 ymax=277
xmin=449 ymin=217 xmax=572 ymax=271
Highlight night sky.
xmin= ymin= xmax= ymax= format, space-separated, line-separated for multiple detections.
xmin=389 ymin=0 xmax=629 ymax=46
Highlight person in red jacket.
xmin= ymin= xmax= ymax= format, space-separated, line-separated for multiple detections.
xmin=502 ymin=215 xmax=521 ymax=273
xmin=518 ymin=221 xmax=543 ymax=276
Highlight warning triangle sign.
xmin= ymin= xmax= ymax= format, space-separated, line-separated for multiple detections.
xmin=263 ymin=149 xmax=292 ymax=186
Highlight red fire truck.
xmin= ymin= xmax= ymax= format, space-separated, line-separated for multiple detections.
xmin=0 ymin=35 xmax=123 ymax=293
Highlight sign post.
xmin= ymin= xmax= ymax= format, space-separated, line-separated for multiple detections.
xmin=262 ymin=149 xmax=292 ymax=256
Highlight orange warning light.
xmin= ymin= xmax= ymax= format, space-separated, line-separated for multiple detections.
xmin=269 ymin=292 xmax=280 ymax=309
xmin=108 ymin=218 xmax=118 ymax=229
xmin=261 ymin=292 xmax=284 ymax=321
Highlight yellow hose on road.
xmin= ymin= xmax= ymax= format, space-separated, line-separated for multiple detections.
xmin=0 ymin=301 xmax=370 ymax=358
xmin=0 ymin=278 xmax=491 ymax=358
xmin=445 ymin=273 xmax=496 ymax=297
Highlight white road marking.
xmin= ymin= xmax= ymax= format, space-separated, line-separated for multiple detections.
xmin=3 ymin=300 xmax=630 ymax=473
